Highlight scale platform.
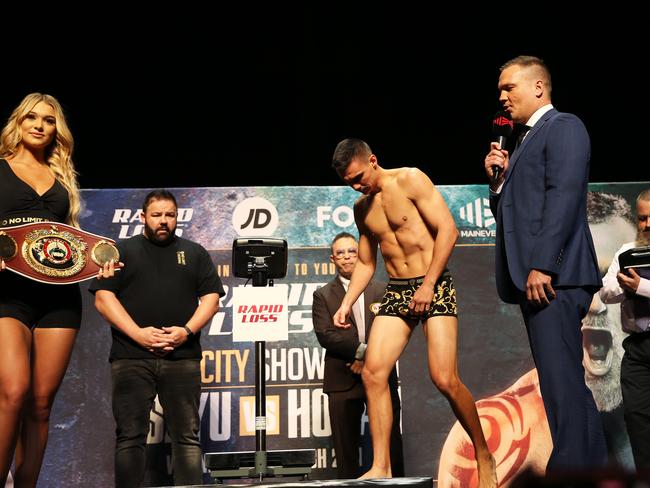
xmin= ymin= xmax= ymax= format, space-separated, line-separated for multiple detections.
xmin=206 ymin=449 xmax=316 ymax=480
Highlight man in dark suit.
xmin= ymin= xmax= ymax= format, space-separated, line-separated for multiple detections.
xmin=484 ymin=55 xmax=607 ymax=470
xmin=312 ymin=232 xmax=404 ymax=479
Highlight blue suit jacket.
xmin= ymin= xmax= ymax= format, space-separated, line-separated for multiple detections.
xmin=490 ymin=108 xmax=601 ymax=304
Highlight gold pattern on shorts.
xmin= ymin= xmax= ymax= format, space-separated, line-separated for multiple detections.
xmin=378 ymin=275 xmax=457 ymax=320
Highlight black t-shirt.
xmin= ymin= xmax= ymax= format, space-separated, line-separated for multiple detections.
xmin=88 ymin=234 xmax=224 ymax=360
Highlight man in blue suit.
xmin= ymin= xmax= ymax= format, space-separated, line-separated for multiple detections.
xmin=484 ymin=55 xmax=607 ymax=471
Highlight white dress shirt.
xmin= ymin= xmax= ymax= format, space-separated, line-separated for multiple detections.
xmin=600 ymin=241 xmax=650 ymax=333
xmin=339 ymin=276 xmax=368 ymax=360
xmin=339 ymin=275 xmax=365 ymax=341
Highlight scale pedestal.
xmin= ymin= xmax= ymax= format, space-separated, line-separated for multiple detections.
xmin=205 ymin=238 xmax=315 ymax=481
xmin=206 ymin=340 xmax=315 ymax=481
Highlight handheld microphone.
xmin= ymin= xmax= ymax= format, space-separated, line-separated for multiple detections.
xmin=491 ymin=110 xmax=513 ymax=182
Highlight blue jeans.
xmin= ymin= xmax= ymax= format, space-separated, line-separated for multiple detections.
xmin=111 ymin=358 xmax=202 ymax=487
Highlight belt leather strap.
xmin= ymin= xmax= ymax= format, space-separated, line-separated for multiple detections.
xmin=0 ymin=222 xmax=119 ymax=284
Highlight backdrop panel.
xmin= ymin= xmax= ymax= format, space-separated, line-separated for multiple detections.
xmin=21 ymin=182 xmax=648 ymax=487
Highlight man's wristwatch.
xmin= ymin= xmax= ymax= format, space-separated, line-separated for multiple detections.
xmin=183 ymin=325 xmax=194 ymax=338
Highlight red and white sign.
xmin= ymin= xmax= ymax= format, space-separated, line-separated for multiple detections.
xmin=232 ymin=286 xmax=288 ymax=342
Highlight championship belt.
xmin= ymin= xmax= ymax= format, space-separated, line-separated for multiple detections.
xmin=0 ymin=222 xmax=120 ymax=284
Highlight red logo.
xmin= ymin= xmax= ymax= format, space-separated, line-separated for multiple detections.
xmin=493 ymin=116 xmax=513 ymax=129
xmin=238 ymin=304 xmax=284 ymax=323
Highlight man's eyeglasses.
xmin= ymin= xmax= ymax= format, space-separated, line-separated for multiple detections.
xmin=333 ymin=248 xmax=358 ymax=259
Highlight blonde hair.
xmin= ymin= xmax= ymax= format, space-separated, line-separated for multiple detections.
xmin=501 ymin=55 xmax=552 ymax=96
xmin=0 ymin=93 xmax=81 ymax=227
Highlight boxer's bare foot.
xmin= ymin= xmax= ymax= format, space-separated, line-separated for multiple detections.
xmin=358 ymin=467 xmax=392 ymax=479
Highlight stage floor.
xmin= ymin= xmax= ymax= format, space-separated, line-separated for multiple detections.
xmin=153 ymin=477 xmax=435 ymax=488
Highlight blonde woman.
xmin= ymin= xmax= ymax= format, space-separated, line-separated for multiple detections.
xmin=0 ymin=93 xmax=84 ymax=486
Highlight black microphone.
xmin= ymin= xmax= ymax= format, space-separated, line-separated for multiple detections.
xmin=491 ymin=110 xmax=513 ymax=182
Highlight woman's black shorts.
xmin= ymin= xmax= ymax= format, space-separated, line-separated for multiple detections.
xmin=0 ymin=272 xmax=82 ymax=329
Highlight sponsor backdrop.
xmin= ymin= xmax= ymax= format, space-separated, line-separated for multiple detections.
xmin=22 ymin=182 xmax=648 ymax=487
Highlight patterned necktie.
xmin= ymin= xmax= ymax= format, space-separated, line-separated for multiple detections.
xmin=515 ymin=125 xmax=532 ymax=149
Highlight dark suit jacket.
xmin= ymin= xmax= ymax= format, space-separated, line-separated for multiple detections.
xmin=490 ymin=108 xmax=601 ymax=304
xmin=312 ymin=278 xmax=388 ymax=393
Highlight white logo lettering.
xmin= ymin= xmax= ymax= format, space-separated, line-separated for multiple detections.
xmin=112 ymin=208 xmax=192 ymax=239
xmin=459 ymin=198 xmax=495 ymax=228
xmin=316 ymin=205 xmax=354 ymax=228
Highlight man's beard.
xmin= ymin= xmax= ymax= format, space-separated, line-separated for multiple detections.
xmin=585 ymin=349 xmax=622 ymax=412
xmin=636 ymin=230 xmax=650 ymax=246
xmin=144 ymin=223 xmax=176 ymax=244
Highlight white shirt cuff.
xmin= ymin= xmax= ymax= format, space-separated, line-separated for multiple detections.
xmin=354 ymin=343 xmax=367 ymax=361
xmin=637 ymin=278 xmax=650 ymax=298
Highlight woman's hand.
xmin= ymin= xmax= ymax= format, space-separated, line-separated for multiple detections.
xmin=96 ymin=259 xmax=124 ymax=279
